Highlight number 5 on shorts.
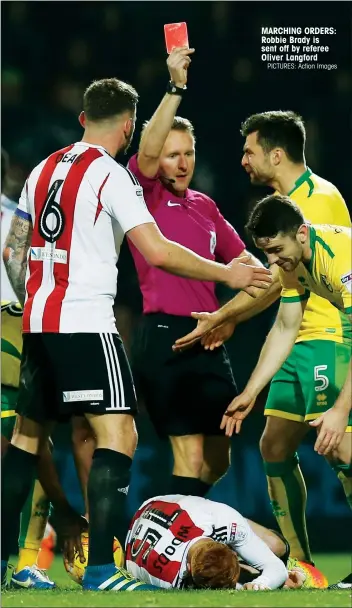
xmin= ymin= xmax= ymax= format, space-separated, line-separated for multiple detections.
xmin=314 ymin=365 xmax=329 ymax=391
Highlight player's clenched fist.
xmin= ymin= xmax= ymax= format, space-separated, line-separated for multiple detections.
xmin=167 ymin=47 xmax=195 ymax=88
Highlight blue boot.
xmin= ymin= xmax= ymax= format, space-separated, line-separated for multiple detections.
xmin=82 ymin=563 xmax=159 ymax=591
xmin=10 ymin=565 xmax=56 ymax=590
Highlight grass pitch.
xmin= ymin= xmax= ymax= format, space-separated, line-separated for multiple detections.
xmin=2 ymin=553 xmax=351 ymax=607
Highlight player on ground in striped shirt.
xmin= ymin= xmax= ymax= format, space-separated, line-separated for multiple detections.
xmin=1 ymin=78 xmax=271 ymax=593
xmin=125 ymin=494 xmax=314 ymax=590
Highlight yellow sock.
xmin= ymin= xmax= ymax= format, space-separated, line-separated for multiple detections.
xmin=16 ymin=479 xmax=50 ymax=572
xmin=16 ymin=548 xmax=40 ymax=572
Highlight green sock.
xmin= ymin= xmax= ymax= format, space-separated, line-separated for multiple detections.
xmin=334 ymin=464 xmax=352 ymax=510
xmin=264 ymin=454 xmax=312 ymax=563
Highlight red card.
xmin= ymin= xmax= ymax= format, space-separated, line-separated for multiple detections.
xmin=164 ymin=22 xmax=189 ymax=54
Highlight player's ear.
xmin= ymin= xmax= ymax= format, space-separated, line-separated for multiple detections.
xmin=297 ymin=224 xmax=308 ymax=243
xmin=271 ymin=148 xmax=283 ymax=166
xmin=124 ymin=116 xmax=135 ymax=138
xmin=78 ymin=111 xmax=86 ymax=128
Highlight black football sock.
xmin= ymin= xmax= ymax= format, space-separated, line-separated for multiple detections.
xmin=170 ymin=475 xmax=211 ymax=497
xmin=87 ymin=448 xmax=131 ymax=567
xmin=1 ymin=445 xmax=38 ymax=562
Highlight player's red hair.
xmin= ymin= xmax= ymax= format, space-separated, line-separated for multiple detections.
xmin=190 ymin=540 xmax=240 ymax=589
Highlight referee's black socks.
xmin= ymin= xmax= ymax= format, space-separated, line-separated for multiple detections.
xmin=170 ymin=475 xmax=211 ymax=497
xmin=1 ymin=445 xmax=38 ymax=562
xmin=87 ymin=448 xmax=131 ymax=566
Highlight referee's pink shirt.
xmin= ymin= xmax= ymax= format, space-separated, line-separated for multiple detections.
xmin=127 ymin=154 xmax=245 ymax=316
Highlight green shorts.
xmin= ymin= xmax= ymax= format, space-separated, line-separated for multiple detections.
xmin=1 ymin=385 xmax=18 ymax=440
xmin=265 ymin=340 xmax=352 ymax=430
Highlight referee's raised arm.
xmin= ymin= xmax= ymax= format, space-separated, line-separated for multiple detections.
xmin=125 ymin=45 xmax=271 ymax=504
xmin=137 ymin=47 xmax=194 ymax=179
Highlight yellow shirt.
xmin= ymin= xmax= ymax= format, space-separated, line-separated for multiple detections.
xmin=287 ymin=168 xmax=351 ymax=343
xmin=1 ymin=301 xmax=23 ymax=389
xmin=280 ymin=225 xmax=352 ymax=334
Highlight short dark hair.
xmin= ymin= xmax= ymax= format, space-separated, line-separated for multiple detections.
xmin=240 ymin=110 xmax=306 ymax=163
xmin=83 ymin=78 xmax=138 ymax=122
xmin=246 ymin=194 xmax=304 ymax=240
xmin=141 ymin=115 xmax=195 ymax=139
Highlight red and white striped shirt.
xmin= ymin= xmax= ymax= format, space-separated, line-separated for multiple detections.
xmin=125 ymin=495 xmax=287 ymax=590
xmin=16 ymin=143 xmax=154 ymax=333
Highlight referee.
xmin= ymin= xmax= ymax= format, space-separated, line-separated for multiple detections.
xmin=128 ymin=47 xmax=267 ymax=498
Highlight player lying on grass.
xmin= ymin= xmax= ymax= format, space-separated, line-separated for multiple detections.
xmin=125 ymin=493 xmax=325 ymax=590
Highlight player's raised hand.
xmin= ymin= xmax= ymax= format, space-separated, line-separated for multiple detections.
xmin=167 ymin=46 xmax=195 ymax=87
xmin=172 ymin=311 xmax=220 ymax=352
xmin=225 ymin=256 xmax=272 ymax=291
xmin=201 ymin=319 xmax=237 ymax=350
xmin=309 ymin=407 xmax=349 ymax=455
xmin=220 ymin=391 xmax=256 ymax=436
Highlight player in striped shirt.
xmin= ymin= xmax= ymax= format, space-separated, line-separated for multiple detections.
xmin=1 ymin=78 xmax=271 ymax=593
xmin=1 ymin=151 xmax=86 ymax=590
xmin=125 ymin=494 xmax=317 ymax=590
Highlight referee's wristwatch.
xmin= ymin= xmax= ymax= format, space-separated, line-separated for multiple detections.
xmin=167 ymin=81 xmax=187 ymax=96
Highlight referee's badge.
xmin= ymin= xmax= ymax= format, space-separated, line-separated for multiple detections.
xmin=210 ymin=230 xmax=217 ymax=254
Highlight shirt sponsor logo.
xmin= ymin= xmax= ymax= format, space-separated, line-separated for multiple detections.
xmin=341 ymin=271 xmax=352 ymax=294
xmin=31 ymin=247 xmax=67 ymax=264
xmin=63 ymin=389 xmax=104 ymax=402
xmin=230 ymin=522 xmax=237 ymax=541
xmin=210 ymin=525 xmax=227 ymax=543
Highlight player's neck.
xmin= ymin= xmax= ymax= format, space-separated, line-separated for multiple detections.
xmin=81 ymin=130 xmax=124 ymax=159
xmin=270 ymin=163 xmax=307 ymax=196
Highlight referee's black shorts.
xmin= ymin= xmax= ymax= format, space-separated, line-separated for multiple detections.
xmin=131 ymin=313 xmax=237 ymax=438
xmin=16 ymin=332 xmax=138 ymax=423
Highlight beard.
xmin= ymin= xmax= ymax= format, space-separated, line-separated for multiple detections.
xmin=249 ymin=171 xmax=271 ymax=186
xmin=121 ymin=131 xmax=133 ymax=155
